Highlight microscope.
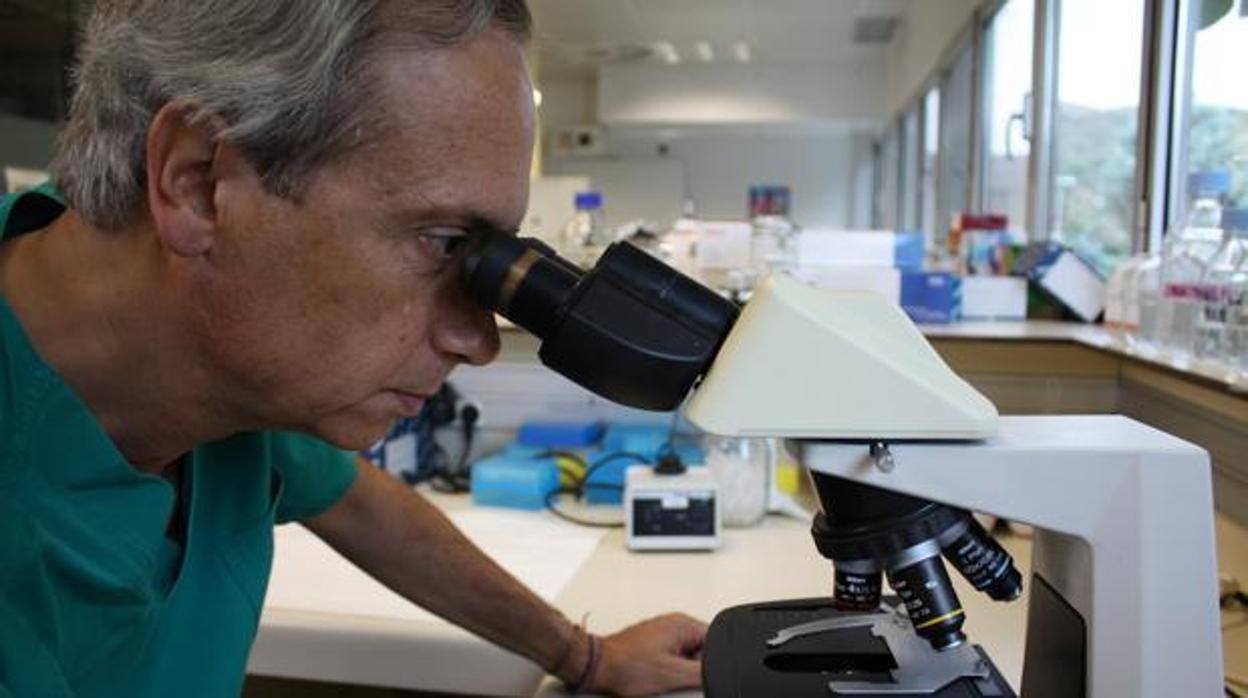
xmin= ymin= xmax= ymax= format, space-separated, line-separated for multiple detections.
xmin=459 ymin=235 xmax=1224 ymax=697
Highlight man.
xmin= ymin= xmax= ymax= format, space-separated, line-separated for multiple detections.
xmin=0 ymin=1 xmax=705 ymax=696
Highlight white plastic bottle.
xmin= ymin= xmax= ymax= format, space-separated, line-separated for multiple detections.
xmin=1106 ymin=254 xmax=1147 ymax=342
xmin=1132 ymin=253 xmax=1164 ymax=353
xmin=561 ymin=191 xmax=608 ymax=266
xmin=1216 ymin=210 xmax=1248 ymax=382
xmin=1157 ymin=172 xmax=1230 ymax=364
xmin=1194 ymin=209 xmax=1248 ymax=371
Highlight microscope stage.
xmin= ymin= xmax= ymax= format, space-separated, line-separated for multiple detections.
xmin=703 ymin=598 xmax=1016 ymax=698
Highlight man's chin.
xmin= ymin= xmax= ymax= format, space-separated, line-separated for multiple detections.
xmin=307 ymin=418 xmax=396 ymax=452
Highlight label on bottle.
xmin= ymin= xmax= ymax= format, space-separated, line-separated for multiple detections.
xmin=1164 ymin=282 xmax=1219 ymax=301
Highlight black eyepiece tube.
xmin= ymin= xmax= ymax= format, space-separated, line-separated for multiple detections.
xmin=460 ymin=233 xmax=739 ymax=411
xmin=460 ymin=235 xmax=581 ymax=339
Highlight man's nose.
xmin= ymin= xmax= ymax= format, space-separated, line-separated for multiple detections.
xmin=431 ymin=280 xmax=501 ymax=367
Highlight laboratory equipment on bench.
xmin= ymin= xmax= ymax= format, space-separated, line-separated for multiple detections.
xmin=458 ymin=233 xmax=1223 ymax=697
xmin=624 ymin=460 xmax=720 ymax=551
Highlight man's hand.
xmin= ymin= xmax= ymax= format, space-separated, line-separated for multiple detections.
xmin=311 ymin=461 xmax=708 ymax=697
xmin=584 ymin=613 xmax=707 ymax=697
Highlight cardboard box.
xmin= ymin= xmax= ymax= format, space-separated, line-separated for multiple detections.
xmin=1013 ymin=243 xmax=1106 ymax=322
xmin=796 ymin=230 xmax=924 ymax=270
xmin=791 ymin=265 xmax=902 ymax=305
xmin=961 ymin=276 xmax=1028 ymax=321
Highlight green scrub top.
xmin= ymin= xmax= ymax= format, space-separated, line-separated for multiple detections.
xmin=0 ymin=186 xmax=359 ymax=697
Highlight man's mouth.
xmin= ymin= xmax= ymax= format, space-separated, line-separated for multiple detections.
xmin=388 ymin=389 xmax=429 ymax=417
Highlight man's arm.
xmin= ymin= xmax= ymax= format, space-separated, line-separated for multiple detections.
xmin=303 ymin=457 xmax=705 ymax=696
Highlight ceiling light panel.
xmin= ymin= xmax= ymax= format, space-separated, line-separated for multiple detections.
xmin=695 ymin=41 xmax=714 ymax=62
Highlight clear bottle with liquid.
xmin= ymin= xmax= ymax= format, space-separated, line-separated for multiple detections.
xmin=561 ymin=191 xmax=609 ymax=266
xmin=1194 ymin=210 xmax=1248 ymax=369
xmin=1157 ymin=171 xmax=1230 ymax=363
xmin=1106 ymin=254 xmax=1148 ymax=341
xmin=1212 ymin=210 xmax=1248 ymax=381
xmin=1131 ymin=253 xmax=1164 ymax=353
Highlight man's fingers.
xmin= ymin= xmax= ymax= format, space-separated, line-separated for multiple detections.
xmin=664 ymin=655 xmax=703 ymax=688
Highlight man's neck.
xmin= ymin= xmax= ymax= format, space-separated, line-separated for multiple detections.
xmin=0 ymin=212 xmax=237 ymax=475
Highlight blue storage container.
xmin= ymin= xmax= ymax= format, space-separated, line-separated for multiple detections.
xmin=470 ymin=453 xmax=560 ymax=511
xmin=901 ymin=271 xmax=962 ymax=324
xmin=515 ymin=420 xmax=605 ymax=449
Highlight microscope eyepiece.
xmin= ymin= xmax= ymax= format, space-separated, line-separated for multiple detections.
xmin=459 ymin=232 xmax=739 ymax=411
xmin=460 ymin=234 xmax=581 ymax=339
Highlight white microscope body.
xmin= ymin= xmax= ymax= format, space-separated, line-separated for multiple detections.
xmin=687 ymin=274 xmax=1224 ymax=697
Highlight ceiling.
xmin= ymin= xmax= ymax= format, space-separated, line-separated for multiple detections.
xmin=530 ymin=0 xmax=910 ymax=81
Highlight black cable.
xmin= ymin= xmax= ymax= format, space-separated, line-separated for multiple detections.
xmin=1221 ymin=591 xmax=1248 ymax=610
xmin=544 ymin=487 xmax=625 ymax=528
xmin=542 ymin=451 xmax=650 ymax=528
xmin=428 ymin=397 xmax=479 ymax=494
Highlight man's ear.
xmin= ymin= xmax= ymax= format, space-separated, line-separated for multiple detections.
xmin=145 ymin=103 xmax=227 ymax=257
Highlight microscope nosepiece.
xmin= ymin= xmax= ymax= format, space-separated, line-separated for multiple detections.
xmin=809 ymin=471 xmax=1023 ymax=652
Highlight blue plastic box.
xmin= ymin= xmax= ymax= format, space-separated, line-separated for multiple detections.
xmin=516 ymin=420 xmax=604 ymax=449
xmin=470 ymin=453 xmax=560 ymax=511
xmin=901 ymin=271 xmax=962 ymax=324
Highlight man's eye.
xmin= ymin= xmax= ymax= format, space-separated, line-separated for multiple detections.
xmin=414 ymin=229 xmax=468 ymax=260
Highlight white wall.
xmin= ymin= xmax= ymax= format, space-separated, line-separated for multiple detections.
xmin=585 ymin=128 xmax=856 ymax=228
xmin=544 ymin=155 xmax=685 ymax=229
xmin=598 ymin=62 xmax=885 ymax=127
xmin=885 ymin=0 xmax=981 ymax=116
xmin=539 ymin=78 xmax=598 ymax=132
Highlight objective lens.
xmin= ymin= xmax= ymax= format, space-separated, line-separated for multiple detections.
xmin=942 ymin=517 xmax=1023 ymax=602
xmin=887 ymin=556 xmax=966 ymax=651
xmin=833 ymin=568 xmax=882 ymax=612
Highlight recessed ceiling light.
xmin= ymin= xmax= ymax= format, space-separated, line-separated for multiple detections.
xmin=733 ymin=41 xmax=752 ymax=63
xmin=533 ymin=88 xmax=543 ymax=107
xmin=653 ymin=41 xmax=680 ymax=64
xmin=695 ymin=41 xmax=714 ymax=63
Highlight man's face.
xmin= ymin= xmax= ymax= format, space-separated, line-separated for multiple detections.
xmin=196 ymin=28 xmax=534 ymax=449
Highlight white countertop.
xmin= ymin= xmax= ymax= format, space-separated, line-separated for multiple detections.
xmin=501 ymin=317 xmax=1248 ymax=393
xmin=249 ymin=491 xmax=1033 ymax=696
xmin=920 ymin=320 xmax=1248 ymax=393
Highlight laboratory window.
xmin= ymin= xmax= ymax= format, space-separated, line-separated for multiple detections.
xmin=1047 ymin=0 xmax=1148 ymax=274
xmin=876 ymin=125 xmax=901 ymax=231
xmin=980 ymin=0 xmax=1035 ymax=240
xmin=937 ymin=39 xmax=975 ymax=250
xmin=900 ymin=107 xmax=921 ymax=232
xmin=920 ymin=86 xmax=942 ymax=244
xmin=1172 ymin=0 xmax=1248 ymax=216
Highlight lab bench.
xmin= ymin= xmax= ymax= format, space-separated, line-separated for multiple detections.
xmin=245 ymin=489 xmax=1248 ymax=697
xmin=245 ymin=489 xmax=1033 ymax=697
xmin=243 ymin=319 xmax=1248 ymax=696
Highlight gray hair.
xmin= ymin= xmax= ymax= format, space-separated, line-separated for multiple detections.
xmin=54 ymin=0 xmax=531 ymax=230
